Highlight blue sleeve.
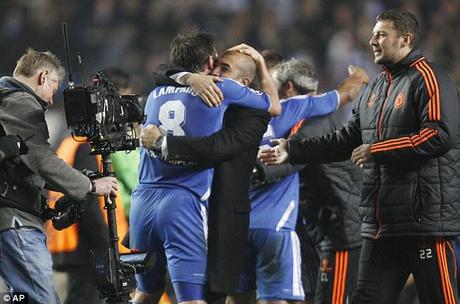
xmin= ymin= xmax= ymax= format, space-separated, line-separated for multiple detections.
xmin=281 ymin=90 xmax=339 ymax=124
xmin=218 ymin=78 xmax=271 ymax=111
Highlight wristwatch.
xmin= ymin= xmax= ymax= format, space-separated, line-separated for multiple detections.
xmin=90 ymin=180 xmax=96 ymax=194
xmin=151 ymin=136 xmax=164 ymax=154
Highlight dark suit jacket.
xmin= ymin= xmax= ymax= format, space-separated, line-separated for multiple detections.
xmin=153 ymin=65 xmax=270 ymax=293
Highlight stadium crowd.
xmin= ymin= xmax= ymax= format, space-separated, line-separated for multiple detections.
xmin=0 ymin=0 xmax=459 ymax=95
xmin=0 ymin=1 xmax=459 ymax=304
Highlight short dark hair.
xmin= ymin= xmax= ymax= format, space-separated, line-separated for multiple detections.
xmin=376 ymin=9 xmax=420 ymax=48
xmin=102 ymin=67 xmax=130 ymax=92
xmin=261 ymin=49 xmax=284 ymax=71
xmin=169 ymin=31 xmax=215 ymax=72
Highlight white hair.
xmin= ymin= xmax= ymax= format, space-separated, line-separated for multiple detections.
xmin=274 ymin=58 xmax=318 ymax=93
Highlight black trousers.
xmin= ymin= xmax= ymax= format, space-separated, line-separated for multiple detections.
xmin=314 ymin=246 xmax=360 ymax=304
xmin=352 ymin=236 xmax=458 ymax=304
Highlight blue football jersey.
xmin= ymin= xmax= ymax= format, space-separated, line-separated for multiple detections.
xmin=138 ymin=78 xmax=271 ymax=200
xmin=249 ymin=90 xmax=339 ymax=231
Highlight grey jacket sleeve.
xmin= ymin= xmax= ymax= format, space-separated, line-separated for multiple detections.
xmin=0 ymin=92 xmax=90 ymax=200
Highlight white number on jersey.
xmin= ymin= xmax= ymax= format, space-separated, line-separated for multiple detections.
xmin=159 ymin=100 xmax=186 ymax=136
xmin=262 ymin=124 xmax=274 ymax=139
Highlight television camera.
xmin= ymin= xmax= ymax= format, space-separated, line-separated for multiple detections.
xmin=61 ymin=23 xmax=151 ymax=304
xmin=63 ymin=70 xmax=144 ymax=154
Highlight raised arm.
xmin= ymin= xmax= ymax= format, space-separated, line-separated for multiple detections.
xmin=336 ymin=65 xmax=369 ymax=106
xmin=153 ymin=63 xmax=223 ymax=107
xmin=230 ymin=44 xmax=281 ymax=116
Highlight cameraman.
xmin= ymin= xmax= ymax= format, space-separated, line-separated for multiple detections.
xmin=0 ymin=48 xmax=118 ymax=304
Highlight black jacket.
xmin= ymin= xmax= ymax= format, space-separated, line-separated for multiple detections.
xmin=292 ymin=112 xmax=362 ymax=251
xmin=153 ymin=65 xmax=271 ymax=293
xmin=0 ymin=135 xmax=20 ymax=163
xmin=288 ymin=51 xmax=460 ymax=239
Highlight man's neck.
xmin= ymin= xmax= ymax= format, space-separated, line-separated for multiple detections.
xmin=388 ymin=47 xmax=413 ymax=66
xmin=14 ymin=75 xmax=37 ymax=93
xmin=285 ymin=89 xmax=300 ymax=99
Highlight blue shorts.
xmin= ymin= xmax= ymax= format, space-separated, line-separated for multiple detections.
xmin=237 ymin=229 xmax=304 ymax=301
xmin=129 ymin=185 xmax=208 ymax=299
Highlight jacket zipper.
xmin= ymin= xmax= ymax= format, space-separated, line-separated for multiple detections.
xmin=374 ymin=70 xmax=392 ymax=239
xmin=377 ymin=70 xmax=393 ymax=138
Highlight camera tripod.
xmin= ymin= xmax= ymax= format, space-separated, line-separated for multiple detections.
xmin=91 ymin=150 xmax=133 ymax=304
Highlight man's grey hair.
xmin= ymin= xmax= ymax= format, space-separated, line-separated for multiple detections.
xmin=274 ymin=58 xmax=318 ymax=94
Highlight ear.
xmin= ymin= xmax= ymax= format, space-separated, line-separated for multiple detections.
xmin=38 ymin=70 xmax=47 ymax=85
xmin=207 ymin=56 xmax=215 ymax=70
xmin=286 ymin=81 xmax=296 ymax=95
xmin=401 ymin=33 xmax=413 ymax=48
xmin=241 ymin=77 xmax=251 ymax=87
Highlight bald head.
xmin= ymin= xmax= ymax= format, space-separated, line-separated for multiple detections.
xmin=217 ymin=50 xmax=256 ymax=86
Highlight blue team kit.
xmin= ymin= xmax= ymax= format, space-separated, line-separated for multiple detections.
xmin=130 ymin=81 xmax=338 ymax=300
xmin=130 ymin=78 xmax=270 ymax=300
xmin=239 ymin=90 xmax=339 ymax=300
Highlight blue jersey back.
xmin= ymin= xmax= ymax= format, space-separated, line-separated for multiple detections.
xmin=139 ymin=78 xmax=271 ymax=200
xmin=249 ymin=90 xmax=339 ymax=231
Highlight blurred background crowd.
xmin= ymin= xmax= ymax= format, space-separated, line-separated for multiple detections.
xmin=0 ymin=1 xmax=458 ymax=303
xmin=1 ymin=0 xmax=459 ymax=96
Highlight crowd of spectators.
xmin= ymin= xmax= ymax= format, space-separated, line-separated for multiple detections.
xmin=0 ymin=0 xmax=458 ymax=148
xmin=0 ymin=2 xmax=457 ymax=302
xmin=1 ymin=0 xmax=458 ymax=98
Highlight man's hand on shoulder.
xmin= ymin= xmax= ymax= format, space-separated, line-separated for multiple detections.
xmin=183 ymin=74 xmax=223 ymax=107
